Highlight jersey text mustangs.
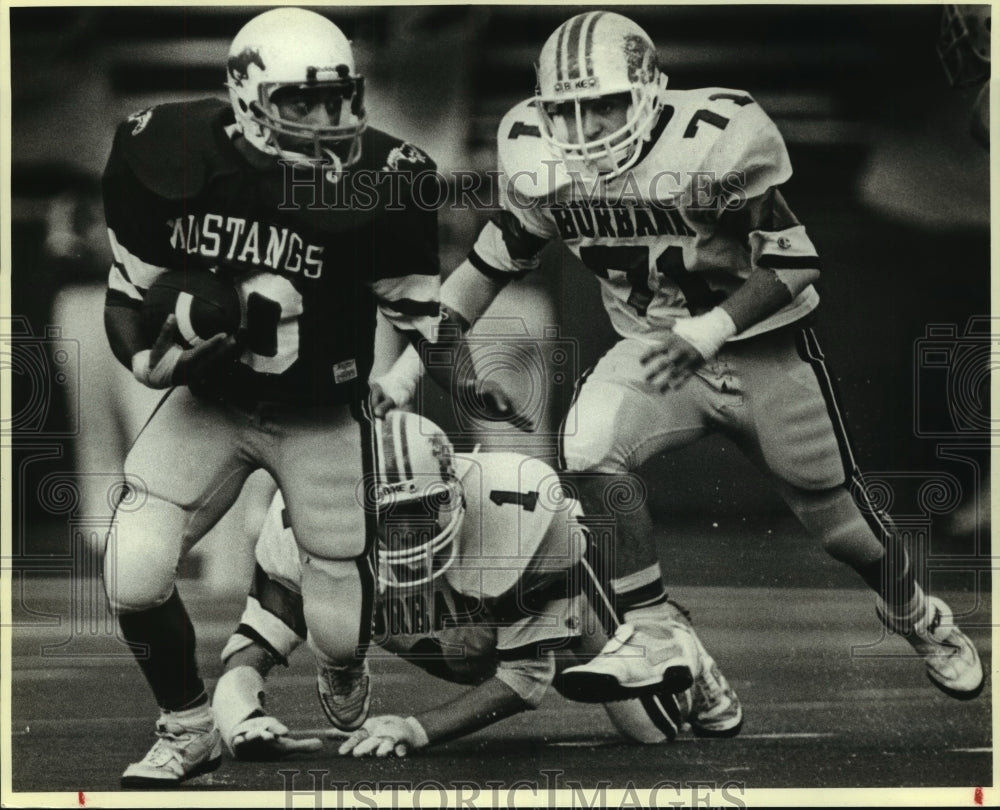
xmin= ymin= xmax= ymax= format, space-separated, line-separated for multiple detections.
xmin=103 ymin=98 xmax=440 ymax=405
xmin=166 ymin=214 xmax=326 ymax=279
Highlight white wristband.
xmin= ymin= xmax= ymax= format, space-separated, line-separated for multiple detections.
xmin=404 ymin=716 xmax=430 ymax=749
xmin=670 ymin=307 xmax=737 ymax=361
xmin=131 ymin=349 xmax=152 ymax=381
xmin=131 ymin=346 xmax=183 ymax=389
xmin=373 ymin=360 xmax=421 ymax=410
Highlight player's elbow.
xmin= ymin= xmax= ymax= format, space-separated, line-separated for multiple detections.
xmin=772 ymin=265 xmax=820 ymax=298
xmin=103 ymin=302 xmax=142 ymax=369
xmin=495 ymin=656 xmax=557 ymax=708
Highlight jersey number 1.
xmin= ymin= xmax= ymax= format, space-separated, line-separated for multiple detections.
xmin=490 ymin=490 xmax=540 ymax=512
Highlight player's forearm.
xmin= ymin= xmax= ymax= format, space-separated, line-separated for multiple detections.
xmin=412 ymin=676 xmax=530 ymax=746
xmin=719 ymin=266 xmax=801 ymax=334
xmin=370 ymin=310 xmax=412 ymax=381
xmin=713 ymin=187 xmax=820 ymax=334
xmin=104 ymin=302 xmax=147 ymax=369
xmin=409 ymin=304 xmax=478 ymax=395
xmin=441 ymin=259 xmax=509 ymax=327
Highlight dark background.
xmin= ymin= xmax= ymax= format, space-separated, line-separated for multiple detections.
xmin=7 ymin=5 xmax=991 ymax=559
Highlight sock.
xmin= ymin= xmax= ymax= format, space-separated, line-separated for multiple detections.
xmin=613 ymin=563 xmax=670 ymax=620
xmin=855 ymin=542 xmax=919 ymax=614
xmin=164 ymin=700 xmax=214 ymax=728
xmin=118 ymin=588 xmax=206 ymax=711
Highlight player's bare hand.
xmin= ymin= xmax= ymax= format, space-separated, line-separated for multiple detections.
xmin=368 ymin=381 xmax=398 ymax=418
xmin=337 ymin=715 xmax=417 ymax=758
xmin=230 ymin=715 xmax=324 ymax=761
xmin=135 ymin=314 xmax=238 ymax=389
xmin=641 ymin=333 xmax=705 ymax=392
xmin=464 ymin=379 xmax=535 ymax=432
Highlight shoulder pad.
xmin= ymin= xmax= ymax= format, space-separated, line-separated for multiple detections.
xmin=626 ymin=88 xmax=792 ymax=203
xmin=112 ymin=98 xmax=237 ymax=200
xmin=681 ymin=88 xmax=792 ymax=198
xmin=448 ymin=452 xmax=573 ymax=598
xmin=496 ymin=99 xmax=572 ymax=200
xmin=362 ymin=128 xmax=437 ymax=173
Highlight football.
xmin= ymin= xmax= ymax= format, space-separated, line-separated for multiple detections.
xmin=141 ymin=269 xmax=242 ymax=348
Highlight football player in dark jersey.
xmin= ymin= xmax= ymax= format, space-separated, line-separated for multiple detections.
xmin=101 ymin=7 xmax=515 ymax=788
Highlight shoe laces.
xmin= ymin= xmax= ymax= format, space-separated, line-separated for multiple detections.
xmin=144 ymin=723 xmax=190 ymax=768
xmin=322 ymin=663 xmax=366 ymax=698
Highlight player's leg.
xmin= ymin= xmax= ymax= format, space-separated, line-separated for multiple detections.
xmin=558 ymin=560 xmax=741 ymax=740
xmin=557 ymin=339 xmax=709 ymax=695
xmin=733 ymin=326 xmax=983 ymax=698
xmin=266 ymin=400 xmax=377 ymax=731
xmin=213 ymin=490 xmax=327 ymax=759
xmin=104 ymin=388 xmax=255 ymax=786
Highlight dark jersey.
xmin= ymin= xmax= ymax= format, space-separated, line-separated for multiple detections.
xmin=103 ymin=98 xmax=440 ymax=405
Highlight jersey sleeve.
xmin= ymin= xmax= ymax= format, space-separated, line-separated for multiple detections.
xmin=493 ymin=590 xmax=583 ymax=708
xmin=716 ymin=183 xmax=822 ymax=300
xmin=371 ymin=161 xmax=442 ymax=339
xmin=746 ymin=189 xmax=821 ymax=290
xmin=493 ymin=652 xmax=557 ymax=708
xmin=102 ymin=116 xmax=176 ymax=309
xmin=466 ymin=150 xmax=557 ymax=282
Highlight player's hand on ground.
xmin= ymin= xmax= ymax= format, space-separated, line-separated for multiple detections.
xmin=464 ymin=378 xmax=535 ymax=432
xmin=368 ymin=381 xmax=398 ymax=418
xmin=337 ymin=715 xmax=419 ymax=758
xmin=133 ymin=314 xmax=239 ymax=389
xmin=230 ymin=715 xmax=324 ymax=761
xmin=641 ymin=333 xmax=706 ymax=393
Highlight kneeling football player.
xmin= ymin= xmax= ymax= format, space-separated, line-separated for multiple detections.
xmin=213 ymin=412 xmax=742 ymax=757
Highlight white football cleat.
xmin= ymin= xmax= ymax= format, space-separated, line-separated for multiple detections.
xmin=317 ymin=658 xmax=371 ymax=731
xmin=559 ymin=622 xmax=696 ymax=703
xmin=120 ymin=703 xmax=222 ymax=789
xmin=877 ymin=595 xmax=984 ymax=700
xmin=687 ymin=629 xmax=743 ymax=738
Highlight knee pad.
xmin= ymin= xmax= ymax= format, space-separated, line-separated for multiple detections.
xmin=301 ymin=555 xmax=374 ymax=662
xmin=104 ymin=494 xmax=187 ymax=614
xmin=283 ymin=508 xmax=369 ymax=560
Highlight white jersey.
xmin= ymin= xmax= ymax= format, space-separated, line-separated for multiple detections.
xmin=470 ymin=89 xmax=820 ymax=342
xmin=253 ymin=451 xmax=588 ymax=683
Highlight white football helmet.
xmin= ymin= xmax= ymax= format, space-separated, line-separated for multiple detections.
xmin=535 ymin=11 xmax=668 ymax=180
xmin=226 ymin=7 xmax=367 ymax=166
xmin=374 ymin=411 xmax=465 ymax=589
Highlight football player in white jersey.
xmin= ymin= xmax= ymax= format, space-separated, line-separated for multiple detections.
xmin=212 ymin=411 xmax=743 ymax=758
xmin=433 ymin=11 xmax=983 ymax=701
